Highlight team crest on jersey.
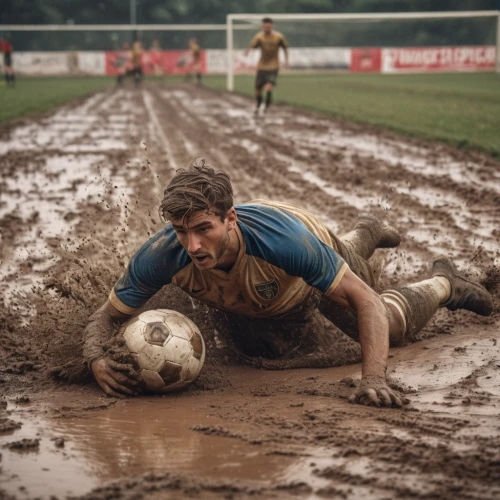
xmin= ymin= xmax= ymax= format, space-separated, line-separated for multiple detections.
xmin=254 ymin=279 xmax=279 ymax=300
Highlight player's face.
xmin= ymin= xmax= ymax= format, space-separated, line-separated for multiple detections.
xmin=263 ymin=22 xmax=273 ymax=34
xmin=172 ymin=208 xmax=236 ymax=271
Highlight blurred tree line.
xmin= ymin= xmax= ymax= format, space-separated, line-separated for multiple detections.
xmin=1 ymin=0 xmax=497 ymax=25
xmin=0 ymin=0 xmax=497 ymax=50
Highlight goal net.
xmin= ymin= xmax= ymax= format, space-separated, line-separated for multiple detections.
xmin=226 ymin=11 xmax=500 ymax=90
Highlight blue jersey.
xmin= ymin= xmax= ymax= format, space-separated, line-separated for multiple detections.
xmin=110 ymin=200 xmax=348 ymax=319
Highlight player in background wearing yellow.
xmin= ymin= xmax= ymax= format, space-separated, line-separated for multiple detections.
xmin=131 ymin=40 xmax=143 ymax=87
xmin=188 ymin=37 xmax=202 ymax=86
xmin=0 ymin=37 xmax=15 ymax=87
xmin=244 ymin=18 xmax=289 ymax=117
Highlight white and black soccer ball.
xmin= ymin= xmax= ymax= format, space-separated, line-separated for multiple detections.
xmin=122 ymin=309 xmax=205 ymax=393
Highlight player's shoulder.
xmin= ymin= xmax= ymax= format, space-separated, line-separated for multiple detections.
xmin=237 ymin=199 xmax=333 ymax=250
xmin=236 ymin=200 xmax=316 ymax=244
xmin=133 ymin=223 xmax=185 ymax=262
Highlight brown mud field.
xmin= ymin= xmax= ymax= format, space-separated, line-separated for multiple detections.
xmin=0 ymin=83 xmax=499 ymax=499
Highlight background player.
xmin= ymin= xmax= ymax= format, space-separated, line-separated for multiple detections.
xmin=244 ymin=17 xmax=289 ymax=117
xmin=83 ymin=163 xmax=493 ymax=406
xmin=188 ymin=37 xmax=202 ymax=85
xmin=115 ymin=42 xmax=131 ymax=86
xmin=131 ymin=40 xmax=143 ymax=87
xmin=0 ymin=36 xmax=15 ymax=87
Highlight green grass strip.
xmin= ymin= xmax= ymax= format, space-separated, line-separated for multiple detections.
xmin=0 ymin=76 xmax=113 ymax=124
xmin=204 ymin=73 xmax=500 ymax=157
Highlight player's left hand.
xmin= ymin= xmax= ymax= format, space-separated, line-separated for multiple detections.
xmin=348 ymin=375 xmax=403 ymax=408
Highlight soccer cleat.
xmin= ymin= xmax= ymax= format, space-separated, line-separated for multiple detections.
xmin=356 ymin=215 xmax=401 ymax=249
xmin=432 ymin=256 xmax=493 ymax=316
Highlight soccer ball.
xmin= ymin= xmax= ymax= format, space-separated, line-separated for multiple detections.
xmin=122 ymin=309 xmax=205 ymax=393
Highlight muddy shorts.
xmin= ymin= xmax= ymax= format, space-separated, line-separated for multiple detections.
xmin=4 ymin=52 xmax=12 ymax=67
xmin=255 ymin=70 xmax=278 ymax=89
xmin=212 ymin=236 xmax=373 ymax=361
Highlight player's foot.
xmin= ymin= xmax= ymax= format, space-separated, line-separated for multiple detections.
xmin=356 ymin=215 xmax=401 ymax=249
xmin=432 ymin=256 xmax=493 ymax=316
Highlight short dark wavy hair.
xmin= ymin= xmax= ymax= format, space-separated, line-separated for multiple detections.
xmin=158 ymin=158 xmax=233 ymax=224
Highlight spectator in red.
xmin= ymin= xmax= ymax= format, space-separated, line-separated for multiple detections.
xmin=0 ymin=36 xmax=15 ymax=87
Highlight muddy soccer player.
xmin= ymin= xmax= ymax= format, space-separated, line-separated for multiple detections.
xmin=83 ymin=163 xmax=493 ymax=405
xmin=244 ymin=17 xmax=289 ymax=117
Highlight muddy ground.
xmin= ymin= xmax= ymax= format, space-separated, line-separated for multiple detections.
xmin=0 ymin=82 xmax=499 ymax=500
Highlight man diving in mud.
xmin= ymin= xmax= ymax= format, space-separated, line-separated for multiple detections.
xmin=83 ymin=162 xmax=493 ymax=406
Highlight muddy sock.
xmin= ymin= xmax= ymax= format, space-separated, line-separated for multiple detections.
xmin=256 ymin=94 xmax=263 ymax=108
xmin=381 ymin=277 xmax=448 ymax=343
xmin=340 ymin=216 xmax=383 ymax=260
xmin=265 ymin=91 xmax=272 ymax=109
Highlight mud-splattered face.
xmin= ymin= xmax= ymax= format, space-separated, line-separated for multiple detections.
xmin=172 ymin=208 xmax=237 ymax=271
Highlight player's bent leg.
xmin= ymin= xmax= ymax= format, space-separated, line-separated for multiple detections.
xmin=340 ymin=215 xmax=401 ymax=260
xmin=320 ymin=254 xmax=492 ymax=347
xmin=329 ymin=235 xmax=378 ymax=288
xmin=381 ymin=255 xmax=492 ymax=345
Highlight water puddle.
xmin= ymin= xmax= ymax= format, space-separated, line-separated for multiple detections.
xmin=0 ymin=397 xmax=333 ymax=499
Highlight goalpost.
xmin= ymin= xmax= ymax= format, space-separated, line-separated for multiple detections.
xmin=226 ymin=10 xmax=500 ymax=91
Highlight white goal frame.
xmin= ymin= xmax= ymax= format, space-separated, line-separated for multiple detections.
xmin=226 ymin=10 xmax=500 ymax=91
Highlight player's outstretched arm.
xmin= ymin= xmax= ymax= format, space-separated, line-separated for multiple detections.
xmin=83 ymin=300 xmax=142 ymax=398
xmin=328 ymin=269 xmax=402 ymax=408
xmin=283 ymin=46 xmax=289 ymax=69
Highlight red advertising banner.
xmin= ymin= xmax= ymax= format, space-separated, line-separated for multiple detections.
xmin=350 ymin=48 xmax=382 ymax=73
xmin=382 ymin=46 xmax=496 ymax=73
xmin=105 ymin=50 xmax=207 ymax=76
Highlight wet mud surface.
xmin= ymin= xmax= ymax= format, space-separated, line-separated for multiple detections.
xmin=0 ymin=83 xmax=499 ymax=499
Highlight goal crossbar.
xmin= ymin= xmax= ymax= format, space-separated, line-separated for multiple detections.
xmin=227 ymin=11 xmax=500 ymax=22
xmin=226 ymin=10 xmax=500 ymax=90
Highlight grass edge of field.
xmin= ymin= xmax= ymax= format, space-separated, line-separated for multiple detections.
xmin=202 ymin=74 xmax=500 ymax=159
xmin=273 ymin=95 xmax=500 ymax=159
xmin=0 ymin=77 xmax=114 ymax=126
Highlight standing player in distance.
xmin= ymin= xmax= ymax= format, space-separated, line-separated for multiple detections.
xmin=244 ymin=17 xmax=289 ymax=117
xmin=0 ymin=36 xmax=15 ymax=87
xmin=188 ymin=37 xmax=202 ymax=86
xmin=149 ymin=39 xmax=163 ymax=76
xmin=115 ymin=42 xmax=131 ymax=86
xmin=131 ymin=40 xmax=144 ymax=87
xmin=83 ymin=162 xmax=493 ymax=406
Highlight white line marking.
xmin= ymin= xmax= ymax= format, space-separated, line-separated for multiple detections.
xmin=142 ymin=89 xmax=178 ymax=171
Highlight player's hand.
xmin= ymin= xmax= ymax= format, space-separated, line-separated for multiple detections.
xmin=348 ymin=375 xmax=403 ymax=408
xmin=91 ymin=357 xmax=142 ymax=398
